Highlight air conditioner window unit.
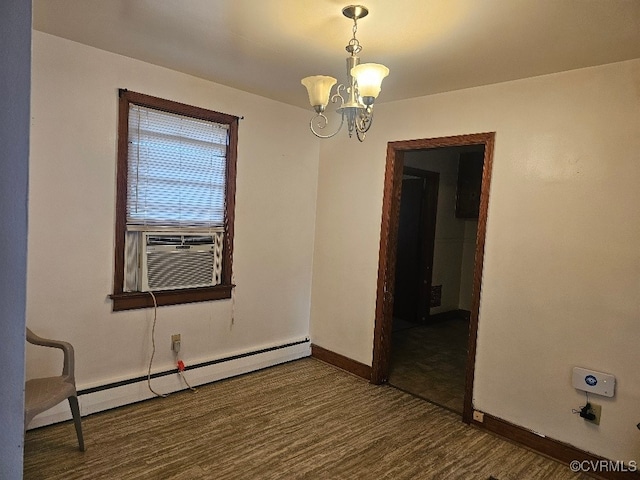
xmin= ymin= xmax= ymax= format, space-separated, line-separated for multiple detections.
xmin=140 ymin=231 xmax=223 ymax=292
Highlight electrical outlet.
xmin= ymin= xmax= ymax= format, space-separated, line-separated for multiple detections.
xmin=473 ymin=410 xmax=484 ymax=423
xmin=584 ymin=403 xmax=601 ymax=425
xmin=171 ymin=334 xmax=181 ymax=353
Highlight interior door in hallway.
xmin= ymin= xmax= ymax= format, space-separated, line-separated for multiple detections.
xmin=393 ymin=170 xmax=439 ymax=323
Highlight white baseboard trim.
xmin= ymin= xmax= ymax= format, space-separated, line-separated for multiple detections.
xmin=27 ymin=339 xmax=310 ymax=429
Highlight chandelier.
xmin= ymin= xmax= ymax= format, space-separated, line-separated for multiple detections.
xmin=301 ymin=5 xmax=389 ymax=142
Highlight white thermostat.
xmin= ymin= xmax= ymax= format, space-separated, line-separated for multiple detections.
xmin=572 ymin=367 xmax=616 ymax=397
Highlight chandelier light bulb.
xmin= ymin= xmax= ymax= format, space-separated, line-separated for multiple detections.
xmin=351 ymin=63 xmax=389 ymax=99
xmin=301 ymin=76 xmax=338 ymax=111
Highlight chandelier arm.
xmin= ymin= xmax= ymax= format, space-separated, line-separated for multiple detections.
xmin=308 ymin=84 xmax=348 ymax=139
xmin=331 ymin=84 xmax=347 ymax=107
xmin=344 ymin=107 xmax=356 ymax=138
xmin=309 ymin=111 xmax=346 ymax=139
xmin=355 ymin=109 xmax=372 ymax=142
xmin=355 ymin=107 xmax=373 ymax=134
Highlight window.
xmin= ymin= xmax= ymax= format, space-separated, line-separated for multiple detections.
xmin=111 ymin=90 xmax=238 ymax=311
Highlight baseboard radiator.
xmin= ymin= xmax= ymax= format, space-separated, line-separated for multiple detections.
xmin=28 ymin=339 xmax=311 ymax=429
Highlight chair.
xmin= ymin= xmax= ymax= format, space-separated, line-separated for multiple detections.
xmin=25 ymin=328 xmax=85 ymax=451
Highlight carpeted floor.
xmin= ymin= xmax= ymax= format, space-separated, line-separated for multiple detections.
xmin=389 ymin=317 xmax=469 ymax=413
xmin=24 ymin=358 xmax=589 ymax=479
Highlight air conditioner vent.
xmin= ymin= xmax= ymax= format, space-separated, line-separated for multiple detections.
xmin=183 ymin=235 xmax=215 ymax=246
xmin=140 ymin=231 xmax=223 ymax=291
xmin=146 ymin=235 xmax=182 ymax=246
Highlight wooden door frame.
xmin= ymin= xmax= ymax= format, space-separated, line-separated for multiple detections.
xmin=371 ymin=132 xmax=495 ymax=424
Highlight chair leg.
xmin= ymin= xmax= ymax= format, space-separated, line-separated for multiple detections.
xmin=68 ymin=396 xmax=85 ymax=451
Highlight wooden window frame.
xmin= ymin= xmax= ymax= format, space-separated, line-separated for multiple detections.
xmin=110 ymin=90 xmax=238 ymax=311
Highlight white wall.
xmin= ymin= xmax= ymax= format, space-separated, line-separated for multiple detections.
xmin=310 ymin=59 xmax=640 ymax=461
xmin=27 ymin=32 xmax=319 ymax=415
xmin=0 ymin=1 xmax=30 ymax=477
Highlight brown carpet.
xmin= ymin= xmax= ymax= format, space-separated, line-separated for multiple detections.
xmin=24 ymin=358 xmax=589 ymax=479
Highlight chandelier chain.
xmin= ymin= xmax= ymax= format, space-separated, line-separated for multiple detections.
xmin=348 ymin=17 xmax=362 ymax=55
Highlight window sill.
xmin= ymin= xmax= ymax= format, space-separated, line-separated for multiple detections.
xmin=110 ymin=284 xmax=233 ymax=311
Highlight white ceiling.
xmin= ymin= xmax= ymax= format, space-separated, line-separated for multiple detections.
xmin=33 ymin=0 xmax=640 ymax=109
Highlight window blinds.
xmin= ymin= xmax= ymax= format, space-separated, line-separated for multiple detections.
xmin=127 ymin=104 xmax=229 ymax=228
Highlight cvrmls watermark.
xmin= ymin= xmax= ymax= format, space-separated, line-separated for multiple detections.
xmin=570 ymin=460 xmax=637 ymax=473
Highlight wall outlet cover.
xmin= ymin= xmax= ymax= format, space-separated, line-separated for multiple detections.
xmin=584 ymin=403 xmax=601 ymax=425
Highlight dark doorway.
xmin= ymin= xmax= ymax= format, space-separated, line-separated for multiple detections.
xmin=389 ymin=146 xmax=484 ymax=414
xmin=371 ymin=132 xmax=495 ymax=425
xmin=392 ymin=169 xmax=439 ymax=324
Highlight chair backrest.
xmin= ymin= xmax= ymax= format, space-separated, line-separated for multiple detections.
xmin=26 ymin=327 xmax=75 ymax=381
